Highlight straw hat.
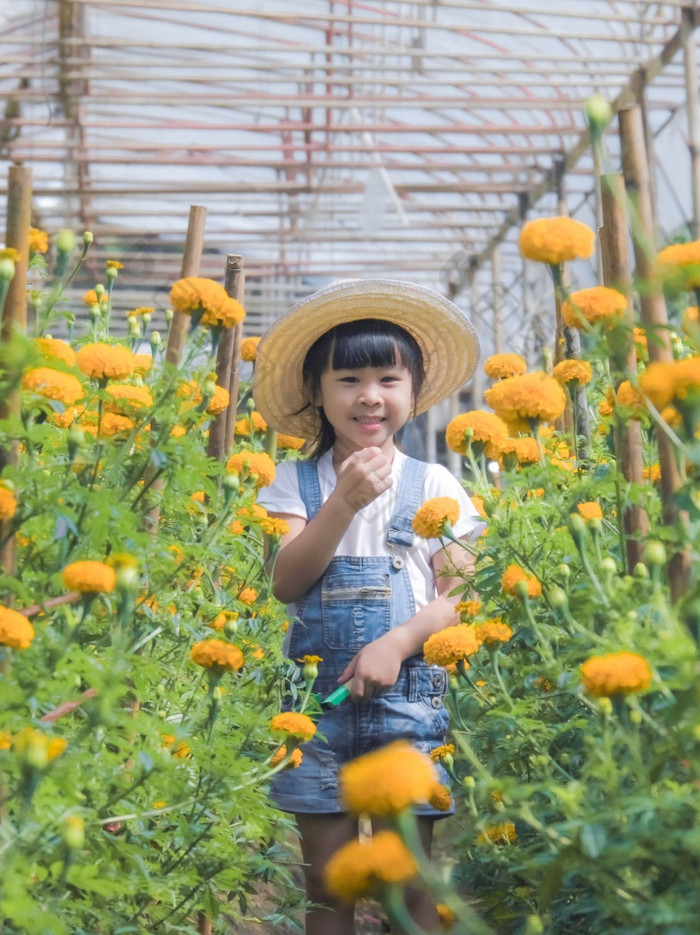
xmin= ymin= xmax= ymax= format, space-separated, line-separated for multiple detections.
xmin=253 ymin=278 xmax=480 ymax=439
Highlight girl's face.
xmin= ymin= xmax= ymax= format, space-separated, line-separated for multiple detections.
xmin=316 ymin=361 xmax=414 ymax=458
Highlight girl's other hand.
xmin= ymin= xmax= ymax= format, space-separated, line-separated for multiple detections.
xmin=333 ymin=446 xmax=392 ymax=513
xmin=339 ymin=631 xmax=404 ymax=701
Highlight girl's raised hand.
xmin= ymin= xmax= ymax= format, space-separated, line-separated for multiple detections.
xmin=333 ymin=447 xmax=392 ymax=513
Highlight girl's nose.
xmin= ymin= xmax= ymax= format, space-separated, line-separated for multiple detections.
xmin=358 ymin=383 xmax=381 ymax=404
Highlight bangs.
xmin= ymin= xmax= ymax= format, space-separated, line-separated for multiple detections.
xmin=330 ymin=323 xmax=406 ymax=371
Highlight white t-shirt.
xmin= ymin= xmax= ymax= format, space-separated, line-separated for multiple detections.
xmin=258 ymin=450 xmax=486 ymax=613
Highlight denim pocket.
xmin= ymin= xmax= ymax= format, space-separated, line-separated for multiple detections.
xmin=321 ymin=571 xmax=392 ymax=650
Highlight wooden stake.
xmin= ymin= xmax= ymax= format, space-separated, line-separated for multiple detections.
xmin=492 ymin=245 xmax=503 ymax=355
xmin=165 ymin=204 xmax=207 ymax=368
xmin=599 ymin=172 xmax=648 ymax=569
xmin=223 ymin=255 xmax=245 ymax=457
xmin=683 ymin=7 xmax=700 ymax=239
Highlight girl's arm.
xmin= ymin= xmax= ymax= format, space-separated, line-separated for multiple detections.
xmin=339 ymin=540 xmax=474 ymax=700
xmin=266 ymin=447 xmax=392 ymax=604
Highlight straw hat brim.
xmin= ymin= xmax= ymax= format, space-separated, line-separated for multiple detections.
xmin=253 ymin=279 xmax=480 ymax=439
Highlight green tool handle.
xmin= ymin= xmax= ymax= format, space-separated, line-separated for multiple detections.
xmin=321 ymin=679 xmax=353 ymax=707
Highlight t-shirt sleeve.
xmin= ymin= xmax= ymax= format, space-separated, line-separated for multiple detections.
xmin=422 ymin=463 xmax=487 ymax=555
xmin=256 ymin=460 xmax=308 ymax=519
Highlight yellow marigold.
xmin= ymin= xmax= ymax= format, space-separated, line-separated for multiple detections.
xmin=485 ymin=372 xmax=566 ymax=425
xmin=126 ymin=306 xmax=155 ymax=318
xmin=226 ymin=451 xmax=276 ymax=488
xmin=13 ymin=728 xmax=67 ymax=763
xmin=62 ymin=560 xmax=116 ymax=594
xmin=190 ymin=638 xmax=244 ymax=673
xmin=271 ymin=745 xmax=303 ymax=769
xmin=131 ymin=353 xmax=152 ymax=374
xmin=161 ymin=734 xmax=190 ymax=758
xmin=238 ymin=586 xmax=258 ymax=605
xmin=36 ymin=337 xmax=76 ymax=367
xmin=28 ymin=227 xmax=49 ymax=253
xmin=682 ymin=306 xmax=699 ymax=336
xmin=634 ymin=327 xmax=648 ymax=360
xmin=209 ymin=610 xmax=238 ymax=632
xmin=474 ymin=619 xmax=513 ymax=646
xmin=106 ymin=260 xmax=123 ymax=270
xmin=519 ymin=216 xmax=595 ymax=265
xmin=0 ymin=731 xmax=11 ymax=750
xmin=502 ymin=564 xmax=541 ymax=598
xmin=455 ymin=599 xmax=482 ymax=617
xmin=234 ymin=411 xmax=268 ymax=436
xmin=171 ymin=425 xmax=186 ymax=439
xmin=81 ymin=412 xmax=135 ymax=438
xmin=260 ymin=515 xmax=290 ymax=537
xmin=497 ymin=436 xmax=540 ymax=465
xmin=552 ymin=358 xmax=593 ymax=386
xmin=639 ymin=357 xmax=700 ymax=410
xmin=229 ymin=502 xmax=268 ymax=535
xmin=561 ymin=286 xmax=627 ymax=330
xmin=643 ymin=463 xmax=661 ymax=483
xmin=577 ymin=501 xmax=603 ymax=521
xmin=104 ymin=384 xmax=153 ymax=415
xmin=437 ymin=904 xmax=457 ymax=931
xmin=445 ymin=410 xmax=509 ymax=458
xmin=340 ymin=740 xmax=438 ymax=816
xmin=469 ymin=495 xmax=487 ymax=519
xmin=657 ymin=240 xmax=700 ymax=291
xmin=430 ymin=743 xmax=455 ymax=762
xmin=412 ymin=497 xmax=460 ymax=539
xmin=76 ymin=343 xmax=134 ymax=381
xmin=270 ymin=712 xmax=317 ymax=741
xmin=276 ymin=432 xmax=306 ymax=451
xmin=428 ymin=783 xmax=453 ymax=812
xmin=0 ymin=485 xmax=18 ymax=521
xmin=169 ymin=277 xmax=245 ymax=329
xmin=83 ymin=289 xmax=99 ymax=306
xmin=0 ymin=247 xmax=20 ymax=262
xmin=240 ymin=336 xmax=261 ymax=361
xmin=615 ymin=380 xmax=646 ymax=417
xmin=581 ymin=652 xmax=652 ymax=697
xmin=21 ymin=367 xmax=85 ymax=406
xmin=484 ymin=353 xmax=527 ymax=380
xmin=324 ymin=830 xmax=418 ymax=902
xmin=477 ymin=822 xmax=517 ymax=845
xmin=206 ymin=385 xmax=230 ymax=416
xmin=0 ymin=606 xmax=34 ymax=649
xmin=423 ymin=624 xmax=479 ymax=667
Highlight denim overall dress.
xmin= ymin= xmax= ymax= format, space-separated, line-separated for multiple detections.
xmin=270 ymin=455 xmax=453 ymax=816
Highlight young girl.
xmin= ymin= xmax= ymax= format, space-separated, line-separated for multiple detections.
xmin=254 ymin=279 xmax=485 ymax=935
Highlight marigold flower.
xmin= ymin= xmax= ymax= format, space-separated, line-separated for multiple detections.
xmin=428 ymin=783 xmax=453 ymax=812
xmin=260 ymin=515 xmax=290 ymax=537
xmin=430 ymin=743 xmax=455 ymax=762
xmin=76 ymin=343 xmax=134 ymax=381
xmin=485 ymin=372 xmax=566 ymax=426
xmin=81 ymin=412 xmax=135 ymax=438
xmin=106 ymin=260 xmax=123 ymax=270
xmin=170 ymin=276 xmax=245 ymax=329
xmin=455 ymin=599 xmax=482 ymax=618
xmin=445 ymin=410 xmax=508 ymax=458
xmin=340 ymin=740 xmax=437 ymax=816
xmin=324 ymin=830 xmax=418 ymax=902
xmin=209 ymin=610 xmax=238 ymax=632
xmin=682 ymin=306 xmax=699 ymax=337
xmin=104 ymin=383 xmax=153 ymax=416
xmin=634 ymin=327 xmax=648 ymax=360
xmin=657 ymin=240 xmax=700 ymax=291
xmin=276 ymin=432 xmax=306 ymax=451
xmin=561 ymin=286 xmax=627 ymax=330
xmin=271 ymin=745 xmax=303 ymax=769
xmin=36 ymin=337 xmax=76 ymax=367
xmin=270 ymin=712 xmax=317 ymax=741
xmin=190 ymin=638 xmax=244 ymax=673
xmin=474 ymin=619 xmax=513 ymax=646
xmin=477 ymin=822 xmax=517 ymax=845
xmin=0 ymin=605 xmax=34 ymax=649
xmin=13 ymin=728 xmax=67 ymax=763
xmin=126 ymin=306 xmax=155 ymax=318
xmin=0 ymin=485 xmax=18 ymax=521
xmin=206 ymin=385 xmax=230 ymax=416
xmin=131 ymin=353 xmax=152 ymax=374
xmin=240 ymin=336 xmax=261 ymax=361
xmin=238 ymin=586 xmax=258 ymax=605
xmin=502 ymin=564 xmax=541 ymax=598
xmin=234 ymin=411 xmax=268 ymax=436
xmin=577 ymin=501 xmax=603 ymax=522
xmin=28 ymin=227 xmax=49 ymax=253
xmin=643 ymin=463 xmax=661 ymax=483
xmin=497 ymin=436 xmax=540 ymax=465
xmin=580 ymin=651 xmax=652 ymax=697
xmin=0 ymin=731 xmax=11 ymax=750
xmin=161 ymin=734 xmax=190 ymax=758
xmin=484 ymin=353 xmax=527 ymax=380
xmin=22 ymin=367 xmax=85 ymax=406
xmin=226 ymin=451 xmax=276 ymax=488
xmin=437 ymin=904 xmax=457 ymax=930
xmin=615 ymin=380 xmax=646 ymax=417
xmin=552 ymin=358 xmax=593 ymax=386
xmin=229 ymin=503 xmax=268 ymax=534
xmin=639 ymin=357 xmax=700 ymax=410
xmin=423 ymin=624 xmax=479 ymax=667
xmin=83 ymin=289 xmax=100 ymax=306
xmin=519 ymin=216 xmax=595 ymax=265
xmin=412 ymin=497 xmax=460 ymax=539
xmin=62 ymin=560 xmax=116 ymax=594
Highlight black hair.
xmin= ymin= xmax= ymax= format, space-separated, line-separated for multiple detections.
xmin=299 ymin=318 xmax=425 ymax=458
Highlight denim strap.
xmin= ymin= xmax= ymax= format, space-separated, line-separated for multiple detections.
xmin=386 ymin=456 xmax=426 ymax=549
xmin=296 ymin=459 xmax=323 ymax=519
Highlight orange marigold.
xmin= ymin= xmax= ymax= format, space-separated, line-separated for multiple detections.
xmin=577 ymin=501 xmax=603 ymax=522
xmin=519 ymin=216 xmax=595 ymax=265
xmin=277 ymin=432 xmax=306 ymax=451
xmin=234 ymin=411 xmax=268 ymax=436
xmin=469 ymin=495 xmax=487 ymax=518
xmin=76 ymin=343 xmax=134 ymax=381
xmin=657 ymin=240 xmax=700 ymax=291
xmin=682 ymin=306 xmax=699 ymax=337
xmin=639 ymin=357 xmax=700 ymax=410
xmin=580 ymin=651 xmax=652 ymax=697
xmin=13 ymin=727 xmax=67 ymax=764
xmin=260 ymin=515 xmax=290 ymax=537
xmin=552 ymin=358 xmax=593 ymax=386
xmin=62 ymin=560 xmax=116 ymax=594
xmin=238 ymin=586 xmax=258 ymax=605
xmin=428 ymin=783 xmax=453 ymax=812
xmin=230 ymin=502 xmax=268 ymax=534
xmin=131 ymin=353 xmax=152 ymax=374
xmin=170 ymin=276 xmax=245 ymax=329
xmin=82 ymin=412 xmax=135 ymax=438
xmin=340 ymin=740 xmax=437 ymax=816
xmin=561 ymin=286 xmax=627 ymax=330
xmin=485 ymin=372 xmax=566 ymax=425
xmin=206 ymin=385 xmax=230 ymax=416
xmin=634 ymin=327 xmax=648 ymax=360
xmin=474 ymin=619 xmax=513 ymax=646
xmin=209 ymin=610 xmax=238 ymax=632
xmin=430 ymin=743 xmax=455 ymax=762
xmin=445 ymin=410 xmax=509 ymax=458
xmin=477 ymin=822 xmax=517 ymax=845
xmin=323 ymin=830 xmax=418 ymax=902
xmin=412 ymin=497 xmax=460 ymax=538
xmin=190 ymin=638 xmax=244 ymax=673
xmin=497 ymin=436 xmax=540 ymax=465
xmin=28 ymin=227 xmax=49 ymax=254
xmin=0 ymin=605 xmax=34 ymax=649
xmin=437 ymin=904 xmax=457 ymax=930
xmin=22 ymin=367 xmax=85 ymax=406
xmin=483 ymin=353 xmax=527 ymax=380
xmin=643 ymin=463 xmax=661 ymax=483
xmin=0 ymin=485 xmax=18 ymax=521
xmin=104 ymin=384 xmax=153 ymax=415
xmin=270 ymin=712 xmax=317 ymax=741
xmin=615 ymin=381 xmax=646 ymax=418
xmin=455 ymin=599 xmax=482 ymax=618
xmin=36 ymin=337 xmax=76 ymax=367
xmin=271 ymin=745 xmax=303 ymax=769
xmin=501 ymin=564 xmax=541 ymax=598
xmin=226 ymin=451 xmax=276 ymax=487
xmin=240 ymin=336 xmax=261 ymax=361
xmin=423 ymin=624 xmax=479 ymax=666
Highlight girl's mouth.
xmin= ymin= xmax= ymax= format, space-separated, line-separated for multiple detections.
xmin=354 ymin=416 xmax=384 ymax=425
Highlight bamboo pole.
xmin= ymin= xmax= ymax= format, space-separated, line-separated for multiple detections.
xmin=619 ymin=104 xmax=689 ymax=599
xmin=207 ymin=256 xmax=244 ymax=462
xmin=223 ymin=256 xmax=245 ymax=456
xmin=165 ymin=205 xmax=207 ymax=368
xmin=491 ymin=245 xmax=503 ymax=355
xmin=1 ymin=166 xmax=32 ymax=582
xmin=599 ymin=172 xmax=648 ymax=570
xmin=683 ymin=7 xmax=700 ymax=239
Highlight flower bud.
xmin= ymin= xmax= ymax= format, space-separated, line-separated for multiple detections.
xmin=106 ymin=265 xmax=118 ymax=280
xmin=83 ymin=231 xmax=94 ymax=246
xmin=55 ymin=229 xmax=76 ymax=254
xmin=223 ymin=617 xmax=238 ymax=639
xmin=463 ymin=775 xmax=476 ymax=789
xmin=600 ymin=556 xmax=617 ymax=575
xmin=302 ymin=659 xmax=319 ymax=682
xmin=514 ymin=579 xmax=530 ymax=601
xmin=598 ymin=697 xmax=613 ymax=716
xmin=557 ymin=563 xmax=571 ymax=579
xmin=222 ymin=472 xmax=239 ymax=490
xmin=67 ymin=425 xmax=84 ymax=460
xmin=165 ymin=307 xmax=174 ymax=324
xmin=567 ymin=512 xmax=587 ymax=549
xmin=588 ymin=517 xmax=602 ymax=534
xmin=128 ymin=319 xmax=141 ymax=339
xmin=522 ymin=914 xmax=545 ymax=935
xmin=62 ymin=815 xmax=85 ymax=850
xmin=644 ymin=540 xmax=666 ymax=567
xmin=22 ymin=736 xmax=48 ymax=770
xmin=115 ymin=564 xmax=139 ymax=592
xmin=150 ymin=331 xmax=162 ymax=350
xmin=585 ymin=94 xmax=612 ymax=133
xmin=633 ymin=562 xmax=649 ymax=579
xmin=202 ymin=379 xmax=216 ymax=399
xmin=212 ymin=686 xmax=226 ymax=703
xmin=141 ymin=312 xmax=152 ymax=326
xmin=0 ymin=258 xmax=16 ymax=281
xmin=95 ymin=283 xmax=105 ymax=297
xmin=548 ymin=586 xmax=568 ymax=609
xmin=88 ymin=303 xmax=101 ymax=323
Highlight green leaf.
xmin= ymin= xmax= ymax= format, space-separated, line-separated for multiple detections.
xmin=579 ymin=823 xmax=607 ymax=859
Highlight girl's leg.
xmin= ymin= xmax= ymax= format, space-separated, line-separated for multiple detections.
xmin=296 ymin=812 xmax=359 ymax=935
xmin=372 ymin=816 xmax=440 ymax=934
